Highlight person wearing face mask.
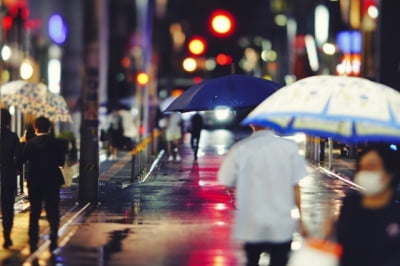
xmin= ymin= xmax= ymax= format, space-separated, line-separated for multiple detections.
xmin=337 ymin=144 xmax=400 ymax=266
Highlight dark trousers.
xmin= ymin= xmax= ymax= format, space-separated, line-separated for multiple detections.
xmin=190 ymin=132 xmax=201 ymax=159
xmin=1 ymin=186 xmax=15 ymax=243
xmin=244 ymin=241 xmax=291 ymax=266
xmin=28 ymin=186 xmax=60 ymax=249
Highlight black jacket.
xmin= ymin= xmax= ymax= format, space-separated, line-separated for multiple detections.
xmin=1 ymin=128 xmax=21 ymax=190
xmin=22 ymin=134 xmax=66 ymax=188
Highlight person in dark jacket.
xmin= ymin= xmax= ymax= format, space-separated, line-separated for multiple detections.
xmin=0 ymin=109 xmax=21 ymax=249
xmin=190 ymin=112 xmax=203 ymax=160
xmin=337 ymin=145 xmax=400 ymax=266
xmin=21 ymin=116 xmax=66 ymax=253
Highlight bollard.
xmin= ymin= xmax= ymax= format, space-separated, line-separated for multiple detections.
xmin=130 ymin=134 xmax=162 ymax=183
xmin=131 ymin=149 xmax=136 ymax=182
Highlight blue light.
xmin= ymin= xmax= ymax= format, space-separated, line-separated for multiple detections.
xmin=351 ymin=31 xmax=361 ymax=53
xmin=390 ymin=144 xmax=397 ymax=151
xmin=336 ymin=30 xmax=361 ymax=54
xmin=337 ymin=31 xmax=351 ymax=53
xmin=48 ymin=14 xmax=67 ymax=44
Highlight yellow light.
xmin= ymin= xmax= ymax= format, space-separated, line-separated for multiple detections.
xmin=136 ymin=72 xmax=149 ymax=85
xmin=182 ymin=57 xmax=197 ymax=72
xmin=188 ymin=37 xmax=206 ymax=55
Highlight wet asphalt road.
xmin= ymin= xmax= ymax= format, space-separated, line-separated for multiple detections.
xmin=30 ymin=129 xmax=356 ymax=265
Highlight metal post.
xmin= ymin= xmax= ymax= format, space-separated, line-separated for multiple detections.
xmin=314 ymin=137 xmax=320 ymax=164
xmin=131 ymin=152 xmax=136 ymax=181
xmin=79 ymin=0 xmax=105 ymax=204
xmin=328 ymin=138 xmax=333 ymax=170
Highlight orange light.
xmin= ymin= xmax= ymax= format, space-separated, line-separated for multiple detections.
xmin=188 ymin=37 xmax=207 ymax=56
xmin=171 ymin=89 xmax=184 ymax=97
xmin=215 ymin=53 xmax=233 ymax=65
xmin=209 ymin=10 xmax=235 ymax=37
xmin=136 ymin=72 xmax=149 ymax=85
xmin=121 ymin=57 xmax=130 ymax=68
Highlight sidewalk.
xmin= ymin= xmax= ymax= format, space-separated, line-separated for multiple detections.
xmin=0 ymin=151 xmax=131 ymax=265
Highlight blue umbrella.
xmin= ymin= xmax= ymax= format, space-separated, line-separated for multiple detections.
xmin=164 ymin=74 xmax=281 ymax=112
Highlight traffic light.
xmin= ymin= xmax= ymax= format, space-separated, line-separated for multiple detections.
xmin=209 ymin=9 xmax=235 ymax=37
xmin=215 ymin=53 xmax=232 ymax=66
xmin=187 ymin=36 xmax=207 ymax=56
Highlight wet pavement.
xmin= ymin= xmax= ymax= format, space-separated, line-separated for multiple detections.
xmin=0 ymin=129 xmax=357 ymax=265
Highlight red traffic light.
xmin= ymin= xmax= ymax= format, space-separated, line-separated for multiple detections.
xmin=188 ymin=36 xmax=207 ymax=56
xmin=216 ymin=53 xmax=233 ymax=65
xmin=209 ymin=10 xmax=235 ymax=37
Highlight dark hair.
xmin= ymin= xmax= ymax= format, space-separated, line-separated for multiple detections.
xmin=33 ymin=116 xmax=51 ymax=133
xmin=357 ymin=144 xmax=400 ymax=189
xmin=0 ymin=108 xmax=11 ymax=128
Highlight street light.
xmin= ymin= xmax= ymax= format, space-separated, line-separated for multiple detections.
xmin=1 ymin=45 xmax=11 ymax=61
xmin=20 ymin=59 xmax=34 ymax=80
xmin=182 ymin=57 xmax=197 ymax=72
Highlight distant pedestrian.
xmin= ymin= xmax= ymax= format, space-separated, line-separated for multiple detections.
xmin=190 ymin=112 xmax=203 ymax=160
xmin=165 ymin=112 xmax=182 ymax=162
xmin=21 ymin=116 xmax=66 ymax=253
xmin=119 ymin=109 xmax=139 ymax=150
xmin=218 ymin=125 xmax=308 ymax=266
xmin=0 ymin=109 xmax=22 ymax=249
xmin=337 ymin=144 xmax=400 ymax=266
xmin=107 ymin=110 xmax=123 ymax=160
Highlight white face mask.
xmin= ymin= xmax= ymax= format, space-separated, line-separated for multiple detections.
xmin=354 ymin=171 xmax=387 ymax=196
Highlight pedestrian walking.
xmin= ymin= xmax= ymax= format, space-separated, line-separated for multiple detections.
xmin=218 ymin=125 xmax=308 ymax=266
xmin=190 ymin=112 xmax=203 ymax=160
xmin=0 ymin=109 xmax=22 ymax=249
xmin=21 ymin=116 xmax=66 ymax=253
xmin=107 ymin=110 xmax=123 ymax=160
xmin=337 ymin=144 xmax=400 ymax=266
xmin=165 ymin=112 xmax=182 ymax=162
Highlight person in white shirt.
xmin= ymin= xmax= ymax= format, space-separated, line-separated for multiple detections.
xmin=165 ymin=112 xmax=183 ymax=162
xmin=218 ymin=125 xmax=308 ymax=266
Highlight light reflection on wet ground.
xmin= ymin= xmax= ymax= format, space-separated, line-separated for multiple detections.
xmin=51 ymin=130 xmax=355 ymax=265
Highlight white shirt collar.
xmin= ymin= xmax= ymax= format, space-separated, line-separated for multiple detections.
xmin=35 ymin=132 xmax=49 ymax=136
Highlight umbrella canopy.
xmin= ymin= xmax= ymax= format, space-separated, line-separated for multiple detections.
xmin=164 ymin=74 xmax=281 ymax=112
xmin=38 ymin=93 xmax=72 ymax=122
xmin=0 ymin=81 xmax=72 ymax=122
xmin=242 ymin=75 xmax=400 ymax=143
xmin=160 ymin=96 xmax=178 ymax=112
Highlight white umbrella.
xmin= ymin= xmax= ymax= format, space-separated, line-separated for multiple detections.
xmin=242 ymin=75 xmax=400 ymax=143
xmin=0 ymin=81 xmax=72 ymax=122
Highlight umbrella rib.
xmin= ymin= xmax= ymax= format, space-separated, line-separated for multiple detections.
xmin=388 ymin=102 xmax=398 ymax=125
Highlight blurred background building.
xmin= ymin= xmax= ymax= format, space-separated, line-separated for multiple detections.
xmin=0 ymin=0 xmax=398 ymax=140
